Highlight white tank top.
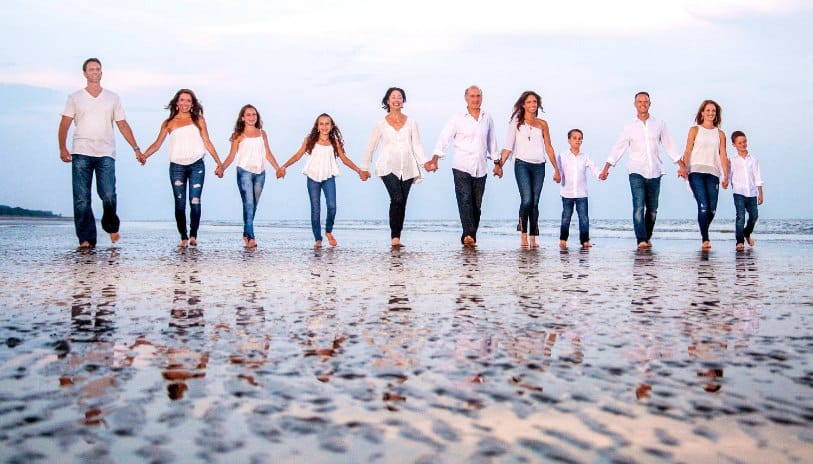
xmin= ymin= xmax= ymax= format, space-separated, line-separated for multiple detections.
xmin=235 ymin=134 xmax=266 ymax=174
xmin=302 ymin=143 xmax=340 ymax=182
xmin=688 ymin=125 xmax=721 ymax=177
xmin=168 ymin=123 xmax=206 ymax=165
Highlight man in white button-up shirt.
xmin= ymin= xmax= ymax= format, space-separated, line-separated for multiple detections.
xmin=429 ymin=85 xmax=498 ymax=246
xmin=599 ymin=91 xmax=687 ymax=249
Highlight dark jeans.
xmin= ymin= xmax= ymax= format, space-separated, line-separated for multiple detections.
xmin=307 ymin=176 xmax=336 ymax=242
xmin=236 ymin=167 xmax=266 ymax=240
xmin=560 ymin=197 xmax=589 ymax=244
xmin=169 ymin=158 xmax=205 ymax=241
xmin=514 ymin=159 xmax=545 ymax=236
xmin=734 ymin=194 xmax=759 ymax=244
xmin=688 ymin=173 xmax=720 ymax=242
xmin=71 ymin=154 xmax=119 ymax=246
xmin=628 ymin=174 xmax=661 ymax=244
xmin=381 ymin=173 xmax=414 ymax=239
xmin=452 ymin=168 xmax=487 ymax=244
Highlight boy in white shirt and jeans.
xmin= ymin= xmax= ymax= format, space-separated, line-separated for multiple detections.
xmin=728 ymin=130 xmax=764 ymax=251
xmin=558 ymin=129 xmax=600 ymax=248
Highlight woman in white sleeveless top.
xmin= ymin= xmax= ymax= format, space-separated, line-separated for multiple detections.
xmin=681 ymin=99 xmax=730 ymax=249
xmin=140 ymin=89 xmax=223 ymax=248
xmin=216 ymin=104 xmax=282 ymax=248
xmin=278 ymin=114 xmax=368 ymax=249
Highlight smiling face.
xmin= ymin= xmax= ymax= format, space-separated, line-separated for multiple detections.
xmin=465 ymin=87 xmax=482 ymax=111
xmin=83 ymin=61 xmax=102 ymax=84
xmin=317 ymin=115 xmax=333 ymax=136
xmin=177 ymin=93 xmax=193 ymax=113
xmin=634 ymin=93 xmax=651 ymax=117
xmin=387 ymin=90 xmax=404 ymax=111
xmin=733 ymin=135 xmax=748 ymax=152
xmin=568 ymin=130 xmax=583 ymax=153
xmin=242 ymin=107 xmax=258 ymax=127
xmin=702 ymin=103 xmax=717 ymax=125
xmin=523 ymin=94 xmax=539 ymax=116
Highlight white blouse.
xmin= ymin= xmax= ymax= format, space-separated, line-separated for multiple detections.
xmin=302 ymin=143 xmax=340 ymax=182
xmin=235 ymin=134 xmax=266 ymax=174
xmin=503 ymin=119 xmax=548 ymax=164
xmin=168 ymin=123 xmax=206 ymax=165
xmin=362 ymin=117 xmax=427 ymax=181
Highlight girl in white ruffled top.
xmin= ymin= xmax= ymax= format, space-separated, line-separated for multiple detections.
xmin=681 ymin=99 xmax=730 ymax=250
xmin=215 ymin=104 xmax=282 ymax=248
xmin=361 ymin=87 xmax=434 ymax=248
xmin=140 ymin=88 xmax=223 ymax=248
xmin=278 ymin=113 xmax=368 ymax=249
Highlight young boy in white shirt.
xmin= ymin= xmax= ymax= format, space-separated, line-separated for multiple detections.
xmin=557 ymin=129 xmax=600 ymax=248
xmin=728 ymin=130 xmax=764 ymax=250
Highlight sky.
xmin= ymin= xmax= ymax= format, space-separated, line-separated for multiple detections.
xmin=1 ymin=0 xmax=811 ymax=222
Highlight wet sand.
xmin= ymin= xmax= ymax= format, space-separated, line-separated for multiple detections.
xmin=0 ymin=219 xmax=812 ymax=463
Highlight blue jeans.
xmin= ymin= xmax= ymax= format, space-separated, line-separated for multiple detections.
xmin=71 ymin=154 xmax=119 ymax=246
xmin=381 ymin=173 xmax=414 ymax=239
xmin=688 ymin=173 xmax=720 ymax=242
xmin=560 ymin=197 xmax=589 ymax=244
xmin=307 ymin=176 xmax=336 ymax=242
xmin=514 ymin=159 xmax=545 ymax=235
xmin=169 ymin=159 xmax=205 ymax=241
xmin=236 ymin=167 xmax=266 ymax=240
xmin=734 ymin=194 xmax=759 ymax=244
xmin=628 ymin=174 xmax=661 ymax=244
xmin=452 ymin=169 xmax=487 ymax=244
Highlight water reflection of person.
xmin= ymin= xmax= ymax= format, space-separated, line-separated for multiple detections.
xmin=226 ymin=279 xmax=270 ymax=386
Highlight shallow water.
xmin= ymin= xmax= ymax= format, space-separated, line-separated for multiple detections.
xmin=1 ymin=219 xmax=812 ymax=463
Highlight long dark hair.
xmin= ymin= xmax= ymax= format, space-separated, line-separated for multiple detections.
xmin=230 ymin=104 xmax=262 ymax=142
xmin=694 ymin=99 xmax=722 ymax=127
xmin=381 ymin=87 xmax=406 ymax=112
xmin=305 ymin=113 xmax=344 ymax=157
xmin=164 ymin=88 xmax=203 ymax=128
xmin=510 ymin=90 xmax=543 ymax=130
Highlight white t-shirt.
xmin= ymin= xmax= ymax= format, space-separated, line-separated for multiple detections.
xmin=62 ymin=88 xmax=126 ymax=158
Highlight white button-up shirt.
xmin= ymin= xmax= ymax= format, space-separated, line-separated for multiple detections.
xmin=607 ymin=116 xmax=680 ymax=179
xmin=433 ymin=110 xmax=498 ymax=178
xmin=729 ymin=153 xmax=763 ymax=197
xmin=362 ymin=117 xmax=427 ymax=181
xmin=558 ymin=150 xmax=599 ymax=198
xmin=503 ymin=119 xmax=547 ymax=164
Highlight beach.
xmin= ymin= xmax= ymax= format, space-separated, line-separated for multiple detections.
xmin=0 ymin=218 xmax=811 ymax=463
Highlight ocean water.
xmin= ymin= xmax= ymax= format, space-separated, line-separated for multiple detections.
xmin=0 ymin=218 xmax=812 ymax=463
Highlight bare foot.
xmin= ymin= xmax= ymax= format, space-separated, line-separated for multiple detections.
xmin=178 ymin=240 xmax=188 ymax=248
xmin=701 ymin=241 xmax=712 ymax=249
xmin=314 ymin=240 xmax=322 ymax=249
xmin=391 ymin=237 xmax=403 ymax=248
xmin=736 ymin=243 xmax=745 ymax=251
xmin=529 ymin=236 xmax=538 ymax=249
xmin=463 ymin=235 xmax=476 ymax=247
xmin=78 ymin=241 xmax=92 ymax=249
xmin=520 ymin=233 xmax=528 ymax=247
xmin=559 ymin=240 xmax=567 ymax=249
xmin=747 ymin=237 xmax=755 ymax=247
xmin=325 ymin=232 xmax=337 ymax=247
xmin=189 ymin=237 xmax=198 ymax=247
xmin=637 ymin=242 xmax=651 ymax=250
xmin=582 ymin=241 xmax=592 ymax=248
xmin=247 ymin=239 xmax=257 ymax=248
xmin=243 ymin=236 xmax=249 ymax=247
xmin=110 ymin=232 xmax=120 ymax=243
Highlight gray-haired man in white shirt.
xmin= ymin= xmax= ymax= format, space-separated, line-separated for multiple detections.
xmin=599 ymin=91 xmax=688 ymax=249
xmin=428 ymin=85 xmax=499 ymax=247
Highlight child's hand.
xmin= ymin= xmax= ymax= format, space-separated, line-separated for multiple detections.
xmin=214 ymin=166 xmax=224 ymax=178
xmin=553 ymin=171 xmax=561 ymax=184
xmin=276 ymin=167 xmax=286 ymax=179
xmin=492 ymin=165 xmax=502 ymax=178
xmin=721 ymin=178 xmax=729 ymax=190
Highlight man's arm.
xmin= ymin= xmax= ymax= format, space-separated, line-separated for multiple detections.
xmin=115 ymin=119 xmax=142 ymax=161
xmin=58 ymin=115 xmax=73 ymax=162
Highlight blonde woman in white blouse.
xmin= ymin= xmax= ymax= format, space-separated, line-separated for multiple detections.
xmin=361 ymin=87 xmax=434 ymax=248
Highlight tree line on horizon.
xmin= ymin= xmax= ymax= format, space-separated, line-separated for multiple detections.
xmin=0 ymin=205 xmax=61 ymax=218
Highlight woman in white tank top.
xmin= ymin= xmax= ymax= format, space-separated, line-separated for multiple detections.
xmin=140 ymin=89 xmax=223 ymax=248
xmin=215 ymin=104 xmax=282 ymax=248
xmin=681 ymin=99 xmax=730 ymax=249
xmin=278 ymin=113 xmax=368 ymax=249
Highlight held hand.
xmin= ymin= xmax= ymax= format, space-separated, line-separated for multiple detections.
xmin=553 ymin=171 xmax=561 ymax=184
xmin=721 ymin=178 xmax=728 ymax=190
xmin=60 ymin=148 xmax=71 ymax=163
xmin=677 ymin=166 xmax=688 ymax=180
xmin=492 ymin=165 xmax=502 ymax=178
xmin=276 ymin=167 xmax=286 ymax=179
xmin=598 ymin=168 xmax=609 ymax=181
xmin=359 ymin=170 xmax=371 ymax=181
xmin=214 ymin=166 xmax=224 ymax=178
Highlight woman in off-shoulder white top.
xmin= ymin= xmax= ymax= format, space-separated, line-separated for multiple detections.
xmin=139 ymin=88 xmax=223 ymax=248
xmin=361 ymin=87 xmax=434 ymax=248
xmin=278 ymin=113 xmax=368 ymax=249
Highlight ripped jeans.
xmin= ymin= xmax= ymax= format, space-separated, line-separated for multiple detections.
xmin=170 ymin=158 xmax=205 ymax=241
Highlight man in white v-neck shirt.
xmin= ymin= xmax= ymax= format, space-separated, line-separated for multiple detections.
xmin=57 ymin=58 xmax=142 ymax=249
